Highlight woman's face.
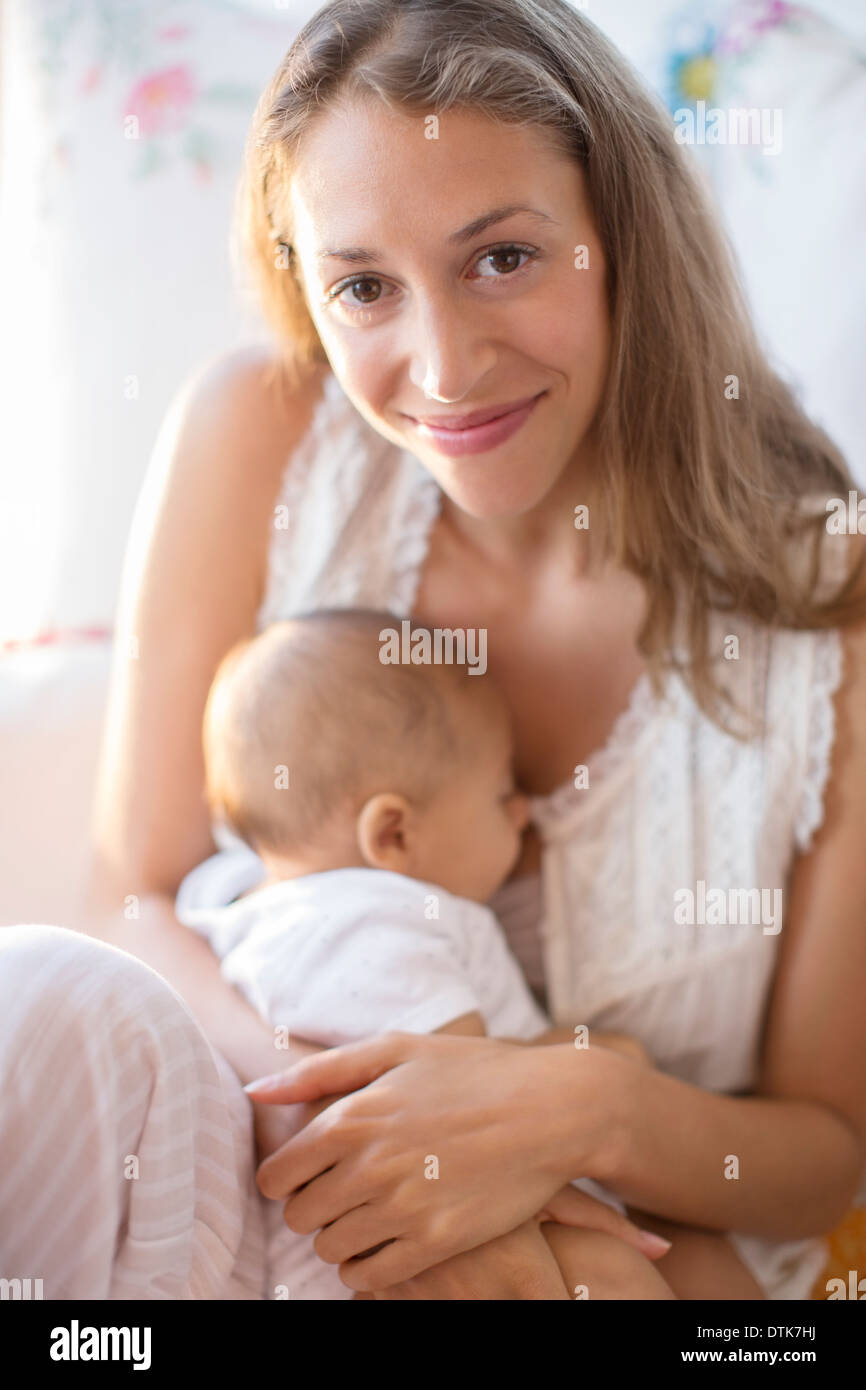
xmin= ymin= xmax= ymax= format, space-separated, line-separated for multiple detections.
xmin=287 ymin=98 xmax=611 ymax=520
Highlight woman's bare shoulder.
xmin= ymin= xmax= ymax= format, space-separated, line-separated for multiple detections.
xmin=174 ymin=344 xmax=329 ymax=492
xmin=88 ymin=348 xmax=331 ymax=895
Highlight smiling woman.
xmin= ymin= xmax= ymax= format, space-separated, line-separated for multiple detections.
xmin=4 ymin=0 xmax=866 ymax=1311
xmin=238 ymin=0 xmax=865 ymax=725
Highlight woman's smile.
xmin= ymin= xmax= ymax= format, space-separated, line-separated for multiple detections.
xmin=400 ymin=390 xmax=548 ymax=457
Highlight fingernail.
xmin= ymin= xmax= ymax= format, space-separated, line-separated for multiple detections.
xmin=639 ymin=1230 xmax=673 ymax=1256
xmin=244 ymin=1074 xmax=282 ymax=1094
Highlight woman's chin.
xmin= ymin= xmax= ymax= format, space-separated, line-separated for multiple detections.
xmin=438 ymin=478 xmax=558 ymax=522
xmin=420 ymin=436 xmax=570 ymax=521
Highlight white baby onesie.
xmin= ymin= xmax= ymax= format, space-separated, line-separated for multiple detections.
xmin=176 ymin=845 xmax=622 ymax=1299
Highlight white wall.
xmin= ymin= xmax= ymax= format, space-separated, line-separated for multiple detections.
xmin=1 ymin=0 xmax=864 ymax=643
xmin=0 ymin=0 xmax=320 ymax=640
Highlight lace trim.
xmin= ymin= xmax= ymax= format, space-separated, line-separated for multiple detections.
xmin=528 ymin=667 xmax=671 ymax=827
xmin=259 ymin=372 xmax=445 ymax=624
xmin=255 ymin=371 xmax=343 ymax=631
xmin=793 ymin=628 xmax=844 ymax=853
xmin=316 ymin=372 xmax=444 ymax=618
xmin=390 ymin=465 xmax=443 ymax=615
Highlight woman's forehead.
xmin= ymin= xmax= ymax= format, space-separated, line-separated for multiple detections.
xmin=286 ymin=101 xmax=582 ymax=255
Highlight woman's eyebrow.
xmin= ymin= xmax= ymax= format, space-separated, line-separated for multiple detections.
xmin=316 ymin=205 xmax=558 ymax=265
xmin=448 ymin=204 xmax=558 ymax=244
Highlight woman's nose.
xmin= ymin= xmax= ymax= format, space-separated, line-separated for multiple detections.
xmin=407 ymin=297 xmax=497 ymax=403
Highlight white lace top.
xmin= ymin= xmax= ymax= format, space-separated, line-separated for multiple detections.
xmin=251 ymin=368 xmax=844 ymax=1300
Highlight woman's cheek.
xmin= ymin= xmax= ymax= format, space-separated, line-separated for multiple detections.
xmin=545 ymin=253 xmax=610 ymax=352
xmin=318 ymin=330 xmax=391 ymax=413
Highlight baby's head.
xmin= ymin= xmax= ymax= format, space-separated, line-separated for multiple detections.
xmin=202 ymin=610 xmax=529 ymax=903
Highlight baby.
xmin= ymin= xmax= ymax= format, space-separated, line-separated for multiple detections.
xmin=176 ymin=609 xmax=763 ymax=1300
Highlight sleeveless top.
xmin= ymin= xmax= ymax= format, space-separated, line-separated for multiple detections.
xmin=250 ymin=367 xmax=846 ymax=1299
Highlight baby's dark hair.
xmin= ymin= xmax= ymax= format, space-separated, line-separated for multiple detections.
xmin=202 ymin=608 xmax=482 ymax=858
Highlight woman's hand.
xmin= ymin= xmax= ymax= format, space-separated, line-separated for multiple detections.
xmin=252 ymin=1088 xmax=350 ymax=1165
xmin=249 ymin=1030 xmax=635 ymax=1290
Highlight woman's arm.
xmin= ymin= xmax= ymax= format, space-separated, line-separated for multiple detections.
xmin=604 ymin=616 xmax=866 ymax=1236
xmin=81 ymin=347 xmax=327 ymax=1086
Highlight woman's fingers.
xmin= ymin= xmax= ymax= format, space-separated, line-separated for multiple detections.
xmin=537 ymin=1184 xmax=672 ymax=1260
xmin=281 ymin=1156 xmax=385 ymax=1236
xmin=338 ymin=1236 xmax=437 ymax=1292
xmin=244 ymin=1031 xmax=418 ymax=1103
xmin=256 ymin=1112 xmax=347 ymax=1200
xmin=312 ymin=1203 xmax=396 ymax=1266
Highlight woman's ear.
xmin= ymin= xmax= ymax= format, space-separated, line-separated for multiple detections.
xmin=356 ymin=793 xmax=415 ymax=871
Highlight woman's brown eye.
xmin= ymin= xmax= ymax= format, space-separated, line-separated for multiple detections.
xmin=350 ymin=278 xmax=381 ymax=303
xmin=487 ymin=248 xmax=522 ymax=274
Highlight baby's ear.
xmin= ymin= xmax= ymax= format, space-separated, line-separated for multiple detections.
xmin=356 ymin=792 xmax=414 ymax=871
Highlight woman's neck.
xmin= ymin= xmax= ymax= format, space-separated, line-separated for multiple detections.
xmin=439 ymin=432 xmax=605 ymax=581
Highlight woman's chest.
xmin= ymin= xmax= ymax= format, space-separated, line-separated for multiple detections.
xmin=497 ymin=711 xmax=788 ymax=1091
xmin=412 ymin=519 xmax=649 ymax=797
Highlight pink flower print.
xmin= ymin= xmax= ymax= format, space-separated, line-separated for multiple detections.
xmin=157 ymin=25 xmax=192 ymax=42
xmin=81 ymin=65 xmax=103 ymax=94
xmin=718 ymin=1 xmax=794 ymax=57
xmin=125 ymin=65 xmax=196 ymax=138
xmin=754 ymin=0 xmax=792 ymax=29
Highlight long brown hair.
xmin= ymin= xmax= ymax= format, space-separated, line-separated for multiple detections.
xmin=236 ymin=0 xmax=866 ymax=729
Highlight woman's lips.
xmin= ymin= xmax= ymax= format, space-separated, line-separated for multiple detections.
xmin=406 ymin=392 xmax=545 ymax=457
